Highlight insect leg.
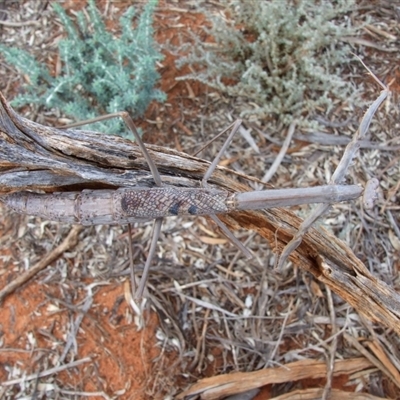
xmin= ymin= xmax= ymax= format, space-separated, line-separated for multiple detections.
xmin=128 ymin=224 xmax=137 ymax=294
xmin=209 ymin=215 xmax=252 ymax=259
xmin=136 ymin=217 xmax=163 ymax=299
xmin=58 ymin=112 xmax=162 ymax=187
xmin=277 ymin=84 xmax=388 ymax=269
xmin=202 ymin=119 xmax=243 ymax=186
xmin=105 ymin=112 xmax=165 ymax=295
xmin=59 ymin=112 xmax=164 ymax=298
xmin=192 ymin=120 xmax=242 ymax=157
xmin=200 ymin=119 xmax=253 ymax=258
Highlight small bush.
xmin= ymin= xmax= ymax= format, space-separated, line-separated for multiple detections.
xmin=176 ymin=0 xmax=360 ymax=128
xmin=0 ymin=0 xmax=165 ymax=138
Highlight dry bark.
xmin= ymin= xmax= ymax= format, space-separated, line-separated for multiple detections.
xmin=0 ymin=91 xmax=399 ymax=335
xmin=177 ymin=357 xmax=375 ymax=399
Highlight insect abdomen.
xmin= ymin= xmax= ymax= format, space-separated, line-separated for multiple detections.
xmin=2 ymin=191 xmax=79 ymax=223
xmin=2 ymin=190 xmax=118 ymax=225
xmin=1 ymin=187 xmax=231 ymax=226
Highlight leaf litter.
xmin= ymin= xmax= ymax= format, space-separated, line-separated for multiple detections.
xmin=0 ymin=1 xmax=399 ymax=399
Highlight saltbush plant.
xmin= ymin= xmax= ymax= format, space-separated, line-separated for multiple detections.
xmin=0 ymin=0 xmax=165 ymax=137
xmin=176 ymin=0 xmax=360 ymax=128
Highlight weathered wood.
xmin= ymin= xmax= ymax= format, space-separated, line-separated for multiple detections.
xmin=0 ymin=90 xmax=243 ymax=193
xmin=0 ymin=91 xmax=399 ymax=335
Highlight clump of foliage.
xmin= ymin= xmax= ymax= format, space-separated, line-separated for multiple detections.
xmin=0 ymin=0 xmax=165 ymax=137
xmin=176 ymin=0 xmax=360 ymax=128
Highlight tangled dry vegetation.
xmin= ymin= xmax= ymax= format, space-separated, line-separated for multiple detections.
xmin=0 ymin=1 xmax=399 ymax=399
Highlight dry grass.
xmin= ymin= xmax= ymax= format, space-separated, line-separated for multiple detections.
xmin=0 ymin=1 xmax=399 ymax=399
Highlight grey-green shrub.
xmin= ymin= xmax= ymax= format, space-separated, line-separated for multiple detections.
xmin=0 ymin=0 xmax=165 ymax=138
xmin=176 ymin=0 xmax=360 ymax=128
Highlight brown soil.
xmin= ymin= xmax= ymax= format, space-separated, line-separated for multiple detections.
xmin=0 ymin=277 xmax=163 ymax=398
xmin=0 ymin=1 xmax=399 ymax=399
xmin=0 ymin=1 xmax=206 ymax=398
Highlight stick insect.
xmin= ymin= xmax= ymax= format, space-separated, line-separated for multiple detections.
xmin=1 ymin=101 xmax=380 ymax=299
xmin=0 ymin=61 xmax=389 ymax=298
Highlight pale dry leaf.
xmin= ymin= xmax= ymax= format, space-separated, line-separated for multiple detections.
xmin=388 ymin=230 xmax=400 ymax=251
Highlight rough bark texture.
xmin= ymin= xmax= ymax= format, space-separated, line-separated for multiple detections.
xmin=0 ymin=91 xmax=399 ymax=335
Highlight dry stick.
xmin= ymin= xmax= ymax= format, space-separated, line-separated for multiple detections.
xmin=322 ymin=286 xmax=338 ymax=400
xmin=197 ymin=308 xmax=211 ymax=374
xmin=177 ymin=357 xmax=374 ymax=400
xmin=57 ymin=390 xmax=111 ymax=399
xmin=277 ymin=88 xmax=388 ymax=269
xmin=2 ymin=357 xmax=91 ymax=386
xmin=59 ymin=295 xmax=93 ymax=364
xmin=0 ymin=19 xmax=40 ymax=27
xmin=366 ymin=340 xmax=400 ymax=386
xmin=0 ymin=225 xmax=83 ymax=302
xmin=343 ymin=333 xmax=400 ymax=390
xmin=387 ymin=210 xmax=400 ymax=239
xmin=223 ymin=314 xmax=239 ymax=370
xmin=270 ymin=388 xmax=385 ymax=400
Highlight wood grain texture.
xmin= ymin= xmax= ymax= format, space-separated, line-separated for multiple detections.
xmin=177 ymin=357 xmax=374 ymax=399
xmin=0 ymin=91 xmax=398 ymax=335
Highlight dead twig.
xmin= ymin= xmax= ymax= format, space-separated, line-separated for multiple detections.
xmin=177 ymin=357 xmax=374 ymax=399
xmin=1 ymin=357 xmax=91 ymax=386
xmin=322 ymin=286 xmax=338 ymax=400
xmin=0 ymin=225 xmax=83 ymax=302
xmin=344 ymin=333 xmax=400 ymax=390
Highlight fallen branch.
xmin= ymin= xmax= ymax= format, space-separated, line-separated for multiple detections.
xmin=177 ymin=357 xmax=374 ymax=399
xmin=0 ymin=92 xmax=399 ymax=335
xmin=0 ymin=225 xmax=83 ymax=302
